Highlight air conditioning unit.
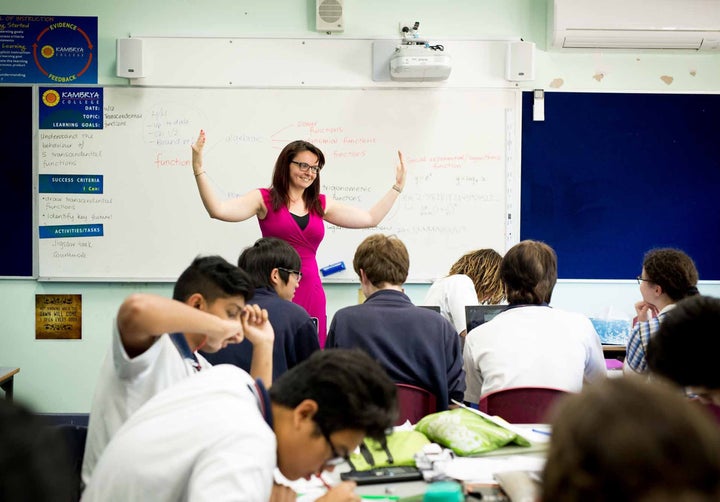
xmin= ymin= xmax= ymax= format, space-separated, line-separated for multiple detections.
xmin=549 ymin=0 xmax=720 ymax=51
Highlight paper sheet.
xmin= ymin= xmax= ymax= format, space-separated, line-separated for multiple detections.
xmin=442 ymin=455 xmax=546 ymax=483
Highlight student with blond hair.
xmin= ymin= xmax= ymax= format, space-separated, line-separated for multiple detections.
xmin=424 ymin=248 xmax=504 ymax=337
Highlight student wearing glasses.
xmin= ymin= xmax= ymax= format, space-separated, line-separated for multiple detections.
xmin=624 ymin=248 xmax=699 ymax=375
xmin=191 ymin=130 xmax=407 ymax=347
xmin=202 ymin=237 xmax=320 ymax=380
xmin=648 ymin=295 xmax=720 ymax=407
xmin=82 ymin=349 xmax=398 ymax=502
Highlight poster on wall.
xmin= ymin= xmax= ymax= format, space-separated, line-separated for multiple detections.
xmin=37 ymin=86 xmax=106 ymax=251
xmin=35 ymin=294 xmax=82 ymax=340
xmin=0 ymin=15 xmax=98 ymax=84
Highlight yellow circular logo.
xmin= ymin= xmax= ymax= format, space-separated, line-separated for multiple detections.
xmin=42 ymin=89 xmax=61 ymax=107
xmin=41 ymin=45 xmax=55 ymax=58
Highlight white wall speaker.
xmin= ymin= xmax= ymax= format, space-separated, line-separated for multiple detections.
xmin=116 ymin=38 xmax=146 ymax=78
xmin=316 ymin=0 xmax=344 ymax=32
xmin=505 ymin=41 xmax=535 ymax=82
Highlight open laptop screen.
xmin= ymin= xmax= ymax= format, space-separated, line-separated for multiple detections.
xmin=465 ymin=305 xmax=508 ymax=334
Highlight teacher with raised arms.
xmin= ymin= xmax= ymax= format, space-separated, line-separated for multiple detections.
xmin=191 ymin=130 xmax=407 ymax=347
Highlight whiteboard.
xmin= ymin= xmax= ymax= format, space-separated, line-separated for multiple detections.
xmin=37 ymin=87 xmax=520 ymax=281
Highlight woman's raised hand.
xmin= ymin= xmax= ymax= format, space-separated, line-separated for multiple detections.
xmin=395 ymin=150 xmax=407 ymax=191
xmin=191 ymin=129 xmax=206 ymax=173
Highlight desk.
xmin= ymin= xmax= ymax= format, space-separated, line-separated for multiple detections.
xmin=0 ymin=367 xmax=19 ymax=400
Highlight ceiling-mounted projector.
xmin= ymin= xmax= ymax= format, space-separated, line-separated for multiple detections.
xmin=389 ymin=44 xmax=452 ymax=82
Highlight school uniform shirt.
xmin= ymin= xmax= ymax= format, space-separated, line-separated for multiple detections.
xmin=624 ymin=304 xmax=676 ymax=375
xmin=202 ymin=286 xmax=319 ymax=380
xmin=81 ymin=321 xmax=211 ymax=486
xmin=326 ymin=289 xmax=465 ymax=408
xmin=82 ymin=365 xmax=275 ymax=502
xmin=463 ymin=305 xmax=607 ymax=404
xmin=423 ymin=274 xmax=479 ymax=335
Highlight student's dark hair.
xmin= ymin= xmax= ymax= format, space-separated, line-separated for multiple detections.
xmin=542 ymin=377 xmax=720 ymax=502
xmin=0 ymin=400 xmax=75 ymax=502
xmin=270 ymin=349 xmax=397 ymax=441
xmin=501 ymin=240 xmax=557 ymax=305
xmin=173 ymin=255 xmax=253 ymax=303
xmin=642 ymin=248 xmax=699 ymax=301
xmin=648 ymin=295 xmax=720 ymax=389
xmin=270 ymin=140 xmax=325 ymax=216
xmin=238 ymin=237 xmax=302 ymax=288
xmin=352 ymin=234 xmax=409 ymax=287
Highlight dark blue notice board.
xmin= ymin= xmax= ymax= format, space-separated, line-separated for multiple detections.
xmin=521 ymin=92 xmax=720 ymax=280
xmin=1 ymin=86 xmax=33 ymax=277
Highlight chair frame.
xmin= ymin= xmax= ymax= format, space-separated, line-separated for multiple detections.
xmin=478 ymin=386 xmax=570 ymax=423
xmin=395 ymin=383 xmax=438 ymax=425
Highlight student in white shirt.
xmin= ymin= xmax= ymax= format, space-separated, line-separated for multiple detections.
xmin=82 ymin=349 xmax=397 ymax=502
xmin=424 ymin=248 xmax=505 ymax=338
xmin=463 ymin=240 xmax=606 ymax=403
xmin=81 ymin=255 xmax=274 ymax=487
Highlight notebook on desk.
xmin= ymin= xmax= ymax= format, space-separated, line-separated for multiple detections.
xmin=465 ymin=305 xmax=508 ymax=334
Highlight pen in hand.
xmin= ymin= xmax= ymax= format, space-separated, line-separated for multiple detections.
xmin=316 ymin=472 xmax=333 ymax=491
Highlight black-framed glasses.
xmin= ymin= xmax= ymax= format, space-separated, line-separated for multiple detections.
xmin=278 ymin=267 xmax=302 ymax=282
xmin=291 ymin=160 xmax=322 ymax=174
xmin=320 ymin=428 xmax=348 ymax=466
xmin=636 ymin=275 xmax=653 ymax=285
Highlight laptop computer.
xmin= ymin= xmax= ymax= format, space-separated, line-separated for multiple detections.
xmin=465 ymin=305 xmax=508 ymax=334
xmin=589 ymin=318 xmax=632 ymax=346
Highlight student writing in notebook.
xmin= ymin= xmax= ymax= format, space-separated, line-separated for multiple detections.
xmin=81 ymin=256 xmax=274 ymax=487
xmin=191 ymin=130 xmax=407 ymax=346
xmin=82 ymin=349 xmax=397 ymax=502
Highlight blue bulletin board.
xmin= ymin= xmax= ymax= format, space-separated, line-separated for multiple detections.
xmin=520 ymin=91 xmax=720 ymax=280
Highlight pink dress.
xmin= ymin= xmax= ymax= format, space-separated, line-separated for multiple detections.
xmin=258 ymin=188 xmax=328 ymax=346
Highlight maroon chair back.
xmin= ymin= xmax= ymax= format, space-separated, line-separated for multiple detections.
xmin=395 ymin=383 xmax=438 ymax=425
xmin=478 ymin=386 xmax=570 ymax=423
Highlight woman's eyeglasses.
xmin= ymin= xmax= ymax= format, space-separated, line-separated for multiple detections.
xmin=278 ymin=267 xmax=302 ymax=282
xmin=291 ymin=160 xmax=322 ymax=174
xmin=636 ymin=275 xmax=653 ymax=285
